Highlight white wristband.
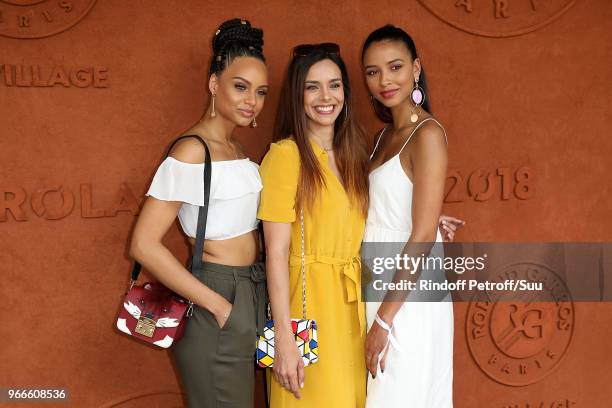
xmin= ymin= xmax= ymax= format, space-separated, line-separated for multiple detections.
xmin=375 ymin=313 xmax=393 ymax=332
xmin=374 ymin=313 xmax=403 ymax=353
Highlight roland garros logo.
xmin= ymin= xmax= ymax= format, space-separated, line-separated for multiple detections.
xmin=0 ymin=0 xmax=97 ymax=39
xmin=418 ymin=0 xmax=575 ymax=38
xmin=466 ymin=262 xmax=574 ymax=386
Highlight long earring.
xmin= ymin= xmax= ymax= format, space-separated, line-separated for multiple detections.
xmin=210 ymin=94 xmax=217 ymax=118
xmin=251 ymin=117 xmax=257 ymax=128
xmin=343 ymin=103 xmax=348 ymax=122
xmin=410 ymin=77 xmax=425 ymax=123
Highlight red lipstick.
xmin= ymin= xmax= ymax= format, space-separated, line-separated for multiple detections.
xmin=380 ymin=89 xmax=399 ymax=99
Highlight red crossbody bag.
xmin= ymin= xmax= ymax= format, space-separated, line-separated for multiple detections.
xmin=115 ymin=135 xmax=211 ymax=348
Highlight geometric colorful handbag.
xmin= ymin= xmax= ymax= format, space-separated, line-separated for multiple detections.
xmin=115 ymin=135 xmax=211 ymax=349
xmin=256 ymin=210 xmax=319 ymax=367
xmin=256 ymin=318 xmax=319 ymax=368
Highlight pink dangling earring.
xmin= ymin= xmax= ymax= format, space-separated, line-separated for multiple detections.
xmin=210 ymin=94 xmax=217 ymax=118
xmin=410 ymin=77 xmax=425 ymax=123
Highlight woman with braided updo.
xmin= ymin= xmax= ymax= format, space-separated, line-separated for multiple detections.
xmin=129 ymin=18 xmax=268 ymax=407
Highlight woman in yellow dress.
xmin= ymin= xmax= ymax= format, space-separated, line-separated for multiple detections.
xmin=257 ymin=43 xmax=370 ymax=407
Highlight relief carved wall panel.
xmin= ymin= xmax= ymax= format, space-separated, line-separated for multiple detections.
xmin=1 ymin=1 xmax=610 ymax=406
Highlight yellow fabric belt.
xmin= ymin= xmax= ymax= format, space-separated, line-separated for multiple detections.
xmin=290 ymin=253 xmax=365 ymax=336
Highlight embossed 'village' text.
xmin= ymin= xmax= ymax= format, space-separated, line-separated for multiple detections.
xmin=1 ymin=64 xmax=108 ymax=88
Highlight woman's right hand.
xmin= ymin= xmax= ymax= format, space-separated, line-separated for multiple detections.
xmin=273 ymin=327 xmax=304 ymax=399
xmin=214 ymin=299 xmax=233 ymax=329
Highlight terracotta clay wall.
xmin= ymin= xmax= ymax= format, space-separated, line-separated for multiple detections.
xmin=1 ymin=1 xmax=610 ymax=407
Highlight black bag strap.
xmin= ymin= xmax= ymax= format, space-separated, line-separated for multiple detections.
xmin=130 ymin=134 xmax=212 ymax=283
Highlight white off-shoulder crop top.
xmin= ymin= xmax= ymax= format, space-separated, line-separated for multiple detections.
xmin=145 ymin=156 xmax=262 ymax=240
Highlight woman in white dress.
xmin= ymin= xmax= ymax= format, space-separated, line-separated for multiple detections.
xmin=361 ymin=25 xmax=455 ymax=407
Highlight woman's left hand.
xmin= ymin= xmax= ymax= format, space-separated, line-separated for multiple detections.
xmin=365 ymin=320 xmax=390 ymax=378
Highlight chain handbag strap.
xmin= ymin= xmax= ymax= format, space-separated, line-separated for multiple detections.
xmin=264 ymin=209 xmax=308 ymax=321
xmin=300 ymin=208 xmax=307 ymax=319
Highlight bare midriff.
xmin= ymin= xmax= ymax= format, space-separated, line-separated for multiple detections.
xmin=187 ymin=229 xmax=259 ymax=266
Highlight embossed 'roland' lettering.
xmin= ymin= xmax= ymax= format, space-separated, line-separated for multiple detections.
xmin=1 ymin=64 xmax=109 ymax=88
xmin=0 ymin=183 xmax=141 ymax=221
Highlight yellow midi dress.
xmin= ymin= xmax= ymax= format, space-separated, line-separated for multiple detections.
xmin=257 ymin=138 xmax=366 ymax=407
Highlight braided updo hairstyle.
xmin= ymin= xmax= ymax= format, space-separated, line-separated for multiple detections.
xmin=209 ymin=18 xmax=265 ymax=75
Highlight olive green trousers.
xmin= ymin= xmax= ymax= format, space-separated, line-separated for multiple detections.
xmin=171 ymin=261 xmax=266 ymax=408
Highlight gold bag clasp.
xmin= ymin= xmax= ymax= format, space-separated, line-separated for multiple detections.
xmin=135 ymin=316 xmax=156 ymax=337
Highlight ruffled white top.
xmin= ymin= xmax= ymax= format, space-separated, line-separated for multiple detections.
xmin=145 ymin=156 xmax=262 ymax=240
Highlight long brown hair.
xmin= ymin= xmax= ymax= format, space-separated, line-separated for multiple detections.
xmin=274 ymin=45 xmax=369 ymax=216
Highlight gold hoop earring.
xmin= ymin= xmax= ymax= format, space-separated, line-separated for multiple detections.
xmin=210 ymin=94 xmax=217 ymax=118
xmin=251 ymin=117 xmax=257 ymax=128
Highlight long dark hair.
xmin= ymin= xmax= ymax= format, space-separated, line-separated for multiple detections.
xmin=209 ymin=18 xmax=265 ymax=75
xmin=275 ymin=45 xmax=369 ymax=216
xmin=361 ymin=24 xmax=431 ymax=123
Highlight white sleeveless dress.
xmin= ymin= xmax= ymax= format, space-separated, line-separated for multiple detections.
xmin=364 ymin=118 xmax=454 ymax=408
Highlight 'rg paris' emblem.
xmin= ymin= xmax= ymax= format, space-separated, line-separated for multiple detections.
xmin=466 ymin=263 xmax=574 ymax=386
xmin=418 ymin=0 xmax=575 ymax=38
xmin=0 ymin=0 xmax=97 ymax=39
